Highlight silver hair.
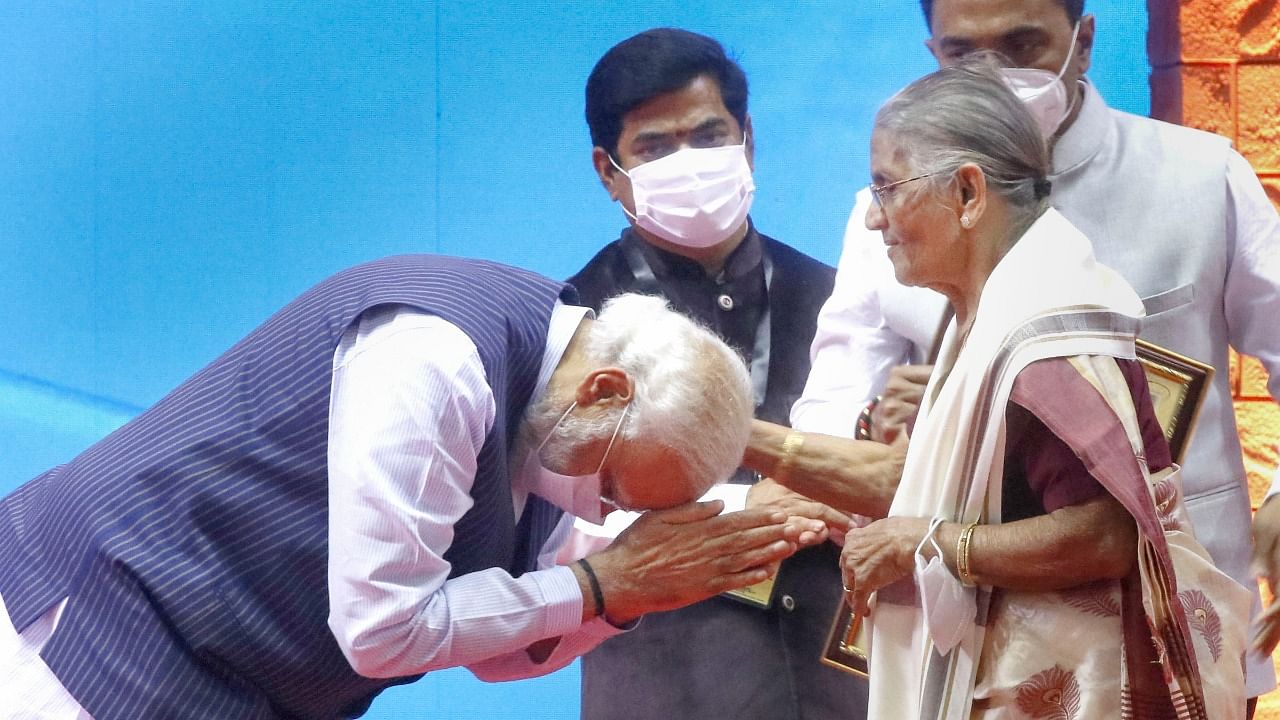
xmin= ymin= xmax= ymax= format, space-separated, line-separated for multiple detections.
xmin=539 ymin=293 xmax=754 ymax=496
xmin=874 ymin=53 xmax=1052 ymax=233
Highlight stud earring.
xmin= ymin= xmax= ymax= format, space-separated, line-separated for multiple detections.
xmin=960 ymin=215 xmax=972 ymax=228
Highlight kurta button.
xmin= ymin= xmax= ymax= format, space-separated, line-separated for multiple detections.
xmin=781 ymin=594 xmax=796 ymax=612
xmin=717 ymin=293 xmax=734 ymax=311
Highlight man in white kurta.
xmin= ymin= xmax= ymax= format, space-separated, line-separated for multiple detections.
xmin=792 ymin=5 xmax=1280 ymax=700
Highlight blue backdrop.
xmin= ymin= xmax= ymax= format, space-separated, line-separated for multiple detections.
xmin=0 ymin=2 xmax=1149 ymax=717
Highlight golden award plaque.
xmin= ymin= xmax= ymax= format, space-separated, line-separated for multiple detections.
xmin=820 ymin=604 xmax=870 ymax=677
xmin=1135 ymin=339 xmax=1214 ymax=464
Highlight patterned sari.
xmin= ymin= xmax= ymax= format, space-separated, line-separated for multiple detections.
xmin=865 ymin=209 xmax=1249 ymax=719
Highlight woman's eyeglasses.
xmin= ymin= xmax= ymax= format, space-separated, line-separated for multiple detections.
xmin=870 ymin=172 xmax=940 ymax=207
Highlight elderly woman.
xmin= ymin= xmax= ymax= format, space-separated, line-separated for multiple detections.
xmin=747 ymin=58 xmax=1248 ymax=718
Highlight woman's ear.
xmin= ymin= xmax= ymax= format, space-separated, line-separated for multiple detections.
xmin=954 ymin=163 xmax=987 ymax=228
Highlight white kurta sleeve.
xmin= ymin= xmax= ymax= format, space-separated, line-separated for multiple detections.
xmin=789 ymin=188 xmax=916 ymax=436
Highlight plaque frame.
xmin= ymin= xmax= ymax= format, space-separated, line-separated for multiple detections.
xmin=820 ymin=604 xmax=869 ymax=677
xmin=1134 ymin=339 xmax=1214 ymax=465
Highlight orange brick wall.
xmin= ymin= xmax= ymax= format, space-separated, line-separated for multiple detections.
xmin=1147 ymin=1 xmax=1280 ymax=711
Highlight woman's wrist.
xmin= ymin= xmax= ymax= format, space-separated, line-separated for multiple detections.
xmin=742 ymin=419 xmax=786 ymax=477
xmin=932 ymin=522 xmax=960 ymax=571
xmin=902 ymin=517 xmax=939 ymax=571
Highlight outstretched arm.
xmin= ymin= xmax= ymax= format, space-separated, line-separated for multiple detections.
xmin=743 ymin=419 xmax=906 ymax=520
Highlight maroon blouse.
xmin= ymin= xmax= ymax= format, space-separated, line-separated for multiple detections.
xmin=1001 ymin=357 xmax=1172 ymax=521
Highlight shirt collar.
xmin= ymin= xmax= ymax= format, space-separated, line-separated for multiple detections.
xmin=512 ymin=301 xmax=590 ymax=509
xmin=624 ymin=222 xmax=763 ymax=285
xmin=1050 ymin=79 xmax=1111 ymax=177
xmin=532 ymin=301 xmax=591 ymax=408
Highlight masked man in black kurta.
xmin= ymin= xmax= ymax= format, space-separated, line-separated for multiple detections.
xmin=567 ymin=28 xmax=867 ymax=720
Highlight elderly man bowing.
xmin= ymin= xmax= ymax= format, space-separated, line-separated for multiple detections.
xmin=0 ymin=254 xmax=798 ymax=719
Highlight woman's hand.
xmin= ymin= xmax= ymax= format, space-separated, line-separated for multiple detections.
xmin=840 ymin=516 xmax=930 ymax=616
xmin=746 ymin=476 xmax=852 ymax=547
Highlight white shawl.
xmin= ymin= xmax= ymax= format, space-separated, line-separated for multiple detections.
xmin=866 ymin=208 xmax=1145 ymax=719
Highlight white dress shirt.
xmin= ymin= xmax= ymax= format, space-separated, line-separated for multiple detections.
xmin=326 ymin=301 xmax=629 ymax=682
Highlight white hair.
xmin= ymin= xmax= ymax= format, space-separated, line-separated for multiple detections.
xmin=875 ymin=53 xmax=1052 ymax=234
xmin=545 ymin=293 xmax=754 ymax=494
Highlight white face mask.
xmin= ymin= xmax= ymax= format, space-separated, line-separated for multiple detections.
xmin=611 ymin=137 xmax=755 ymax=249
xmin=1000 ymin=21 xmax=1081 ymax=139
xmin=531 ymin=401 xmax=629 ymax=525
xmin=914 ymin=518 xmax=975 ymax=656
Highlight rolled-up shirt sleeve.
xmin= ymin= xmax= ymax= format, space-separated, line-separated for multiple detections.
xmin=326 ymin=307 xmax=624 ymax=681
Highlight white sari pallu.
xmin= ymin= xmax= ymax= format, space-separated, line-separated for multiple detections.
xmin=866 ymin=209 xmax=1249 ymax=720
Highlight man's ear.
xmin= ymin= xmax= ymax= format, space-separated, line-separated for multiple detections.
xmin=1075 ymin=14 xmax=1096 ymax=76
xmin=574 ymin=367 xmax=634 ymax=407
xmin=743 ymin=113 xmax=755 ymax=171
xmin=592 ymin=146 xmax=622 ymax=201
xmin=924 ymin=37 xmax=941 ymax=63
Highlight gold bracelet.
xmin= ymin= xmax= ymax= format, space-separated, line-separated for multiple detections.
xmin=956 ymin=521 xmax=979 ymax=587
xmin=775 ymin=430 xmax=805 ymax=484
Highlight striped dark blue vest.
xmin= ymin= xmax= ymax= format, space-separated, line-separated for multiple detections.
xmin=0 ymin=255 xmax=572 ymax=719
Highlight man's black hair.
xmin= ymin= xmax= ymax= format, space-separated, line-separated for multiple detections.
xmin=920 ymin=0 xmax=1084 ymax=27
xmin=585 ymin=28 xmax=748 ymax=158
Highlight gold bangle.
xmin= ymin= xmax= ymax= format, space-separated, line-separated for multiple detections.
xmin=775 ymin=430 xmax=805 ymax=484
xmin=956 ymin=521 xmax=979 ymax=587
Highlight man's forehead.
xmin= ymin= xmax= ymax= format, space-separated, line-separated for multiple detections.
xmin=617 ymin=75 xmax=735 ymax=140
xmin=930 ymin=0 xmax=1072 ymax=40
xmin=615 ymin=442 xmax=700 ymax=509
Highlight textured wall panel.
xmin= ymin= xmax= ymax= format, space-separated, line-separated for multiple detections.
xmin=1186 ymin=63 xmax=1236 ymax=135
xmin=1180 ymin=0 xmax=1246 ymax=59
xmin=1236 ymin=0 xmax=1280 ymax=58
xmin=1238 ymin=63 xmax=1280 ymax=172
xmin=1240 ymin=398 xmax=1280 ymax=503
xmin=1263 ymin=176 xmax=1280 ymax=211
xmin=1245 ymin=355 xmax=1278 ymax=400
xmin=1173 ymin=0 xmax=1280 ymax=61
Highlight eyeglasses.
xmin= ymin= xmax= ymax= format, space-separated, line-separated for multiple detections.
xmin=869 ymin=172 xmax=939 ymax=207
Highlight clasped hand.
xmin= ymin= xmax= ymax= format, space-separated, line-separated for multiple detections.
xmin=587 ymin=500 xmax=801 ymax=624
xmin=746 ymin=476 xmax=852 ymax=547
